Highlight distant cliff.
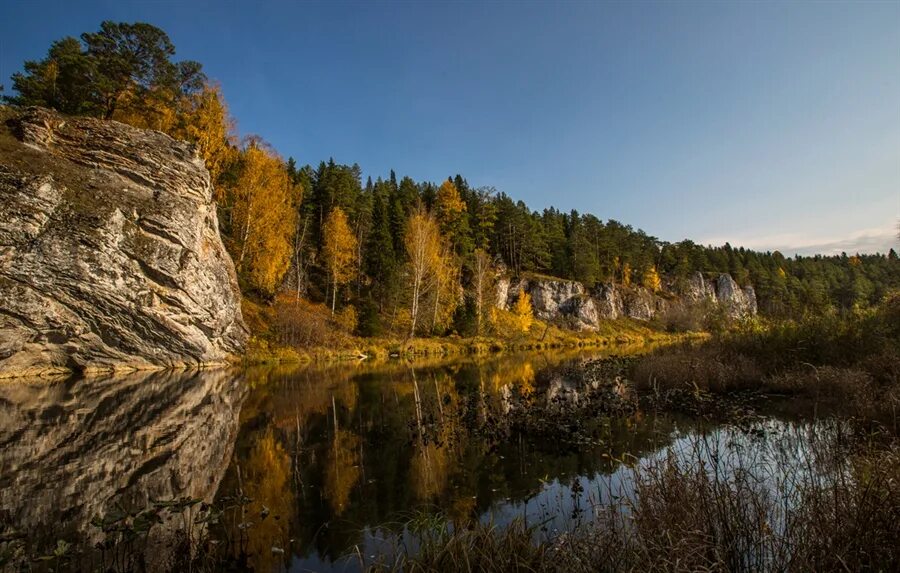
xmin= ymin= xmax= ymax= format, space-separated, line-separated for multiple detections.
xmin=497 ymin=271 xmax=757 ymax=331
xmin=0 ymin=107 xmax=247 ymax=378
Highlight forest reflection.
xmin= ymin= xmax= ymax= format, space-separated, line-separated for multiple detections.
xmin=214 ymin=347 xmax=679 ymax=570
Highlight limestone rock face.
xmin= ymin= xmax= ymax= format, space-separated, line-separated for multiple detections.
xmin=510 ymin=277 xmax=586 ymax=320
xmin=684 ymin=271 xmax=717 ymax=303
xmin=714 ymin=273 xmax=757 ymax=318
xmin=594 ymin=283 xmax=624 ymax=320
xmin=0 ymin=107 xmax=247 ymax=378
xmin=495 ymin=271 xmax=756 ymax=327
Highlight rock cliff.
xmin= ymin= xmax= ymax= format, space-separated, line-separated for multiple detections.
xmin=499 ymin=271 xmax=757 ymax=331
xmin=0 ymin=107 xmax=247 ymax=378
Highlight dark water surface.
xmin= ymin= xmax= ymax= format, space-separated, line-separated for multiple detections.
xmin=0 ymin=347 xmax=826 ymax=572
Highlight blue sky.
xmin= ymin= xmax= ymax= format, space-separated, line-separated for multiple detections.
xmin=2 ymin=0 xmax=898 ymax=255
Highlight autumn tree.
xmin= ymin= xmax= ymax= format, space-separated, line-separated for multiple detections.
xmin=228 ymin=141 xmax=299 ymax=296
xmin=322 ymin=207 xmax=357 ymax=314
xmin=183 ymin=84 xmax=235 ymax=186
xmin=435 ymin=179 xmax=472 ymax=255
xmin=405 ymin=209 xmax=442 ymax=337
xmin=621 ymin=261 xmax=633 ymax=287
xmin=642 ymin=266 xmax=662 ymax=292
xmin=429 ymin=240 xmax=459 ymax=333
xmin=513 ymin=290 xmax=534 ymax=332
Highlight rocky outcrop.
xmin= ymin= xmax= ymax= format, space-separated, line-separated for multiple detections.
xmin=0 ymin=107 xmax=247 ymax=378
xmin=497 ymin=271 xmax=757 ymax=329
xmin=714 ymin=274 xmax=757 ymax=317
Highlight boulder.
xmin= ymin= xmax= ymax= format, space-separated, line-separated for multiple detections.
xmin=0 ymin=107 xmax=247 ymax=378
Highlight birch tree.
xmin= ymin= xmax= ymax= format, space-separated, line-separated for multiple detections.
xmin=322 ymin=207 xmax=357 ymax=314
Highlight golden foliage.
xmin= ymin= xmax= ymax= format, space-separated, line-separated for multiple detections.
xmin=622 ymin=262 xmax=633 ymax=287
xmin=429 ymin=241 xmax=460 ymax=333
xmin=324 ymin=428 xmax=361 ymax=515
xmin=323 ymin=207 xmax=357 ymax=313
xmin=513 ymin=290 xmax=534 ymax=333
xmin=435 ymin=179 xmax=467 ymax=233
xmin=229 ymin=143 xmax=299 ymax=296
xmin=642 ymin=266 xmax=662 ymax=292
xmin=241 ymin=431 xmax=293 ymax=571
xmin=405 ymin=208 xmax=443 ymax=336
xmin=112 ymin=83 xmax=235 ymax=191
xmin=183 ymin=84 xmax=235 ymax=186
xmin=111 ymin=85 xmax=181 ymax=134
xmin=334 ymin=304 xmax=358 ymax=333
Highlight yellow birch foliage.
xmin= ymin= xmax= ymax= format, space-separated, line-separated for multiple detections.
xmin=622 ymin=262 xmax=633 ymax=287
xmin=184 ymin=84 xmax=235 ymax=186
xmin=112 ymin=83 xmax=235 ymax=189
xmin=429 ymin=240 xmax=460 ymax=332
xmin=323 ymin=207 xmax=358 ymax=312
xmin=241 ymin=431 xmax=293 ymax=572
xmin=324 ymin=429 xmax=361 ymax=515
xmin=435 ymin=179 xmax=466 ymax=234
xmin=513 ymin=290 xmax=534 ymax=332
xmin=230 ymin=143 xmax=298 ymax=296
xmin=405 ymin=209 xmax=442 ymax=336
xmin=642 ymin=266 xmax=662 ymax=292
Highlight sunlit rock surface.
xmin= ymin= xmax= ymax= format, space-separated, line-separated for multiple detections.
xmin=497 ymin=271 xmax=757 ymax=327
xmin=0 ymin=107 xmax=247 ymax=378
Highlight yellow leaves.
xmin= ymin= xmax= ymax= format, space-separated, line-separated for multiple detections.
xmin=230 ymin=143 xmax=298 ymax=296
xmin=324 ymin=428 xmax=360 ymax=516
xmin=642 ymin=266 xmax=662 ymax=292
xmin=334 ymin=304 xmax=358 ymax=333
xmin=184 ymin=83 xmax=235 ymax=185
xmin=323 ymin=207 xmax=358 ymax=294
xmin=622 ymin=262 xmax=633 ymax=287
xmin=513 ymin=289 xmax=534 ymax=332
xmin=435 ymin=179 xmax=466 ymax=231
xmin=241 ymin=431 xmax=293 ymax=571
xmin=405 ymin=208 xmax=443 ymax=335
xmin=777 ymin=267 xmax=787 ymax=279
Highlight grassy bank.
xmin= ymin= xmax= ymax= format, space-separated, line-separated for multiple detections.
xmin=240 ymin=296 xmax=700 ymax=366
xmin=629 ymin=293 xmax=900 ymax=428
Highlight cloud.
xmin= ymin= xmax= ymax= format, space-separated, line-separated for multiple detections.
xmin=700 ymin=223 xmax=899 ymax=257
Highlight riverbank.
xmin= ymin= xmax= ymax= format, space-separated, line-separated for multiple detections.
xmin=240 ymin=295 xmax=703 ymax=365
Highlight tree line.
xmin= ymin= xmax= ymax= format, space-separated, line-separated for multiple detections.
xmin=6 ymin=22 xmax=898 ymax=337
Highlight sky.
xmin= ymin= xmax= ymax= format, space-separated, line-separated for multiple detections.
xmin=1 ymin=0 xmax=898 ymax=256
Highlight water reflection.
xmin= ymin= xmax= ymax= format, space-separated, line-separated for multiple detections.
xmin=3 ymin=346 xmax=807 ymax=572
xmin=212 ymin=349 xmax=681 ymax=571
xmin=0 ymin=368 xmax=245 ymax=566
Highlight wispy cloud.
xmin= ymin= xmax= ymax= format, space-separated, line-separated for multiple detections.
xmin=700 ymin=223 xmax=899 ymax=257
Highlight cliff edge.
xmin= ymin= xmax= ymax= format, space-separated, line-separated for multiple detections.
xmin=0 ymin=107 xmax=247 ymax=378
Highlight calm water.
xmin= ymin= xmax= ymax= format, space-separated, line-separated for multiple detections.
xmin=0 ymin=348 xmax=828 ymax=572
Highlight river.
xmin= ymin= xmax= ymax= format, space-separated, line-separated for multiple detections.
xmin=0 ymin=347 xmax=838 ymax=572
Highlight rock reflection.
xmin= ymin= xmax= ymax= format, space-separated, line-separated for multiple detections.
xmin=0 ymin=368 xmax=245 ymax=565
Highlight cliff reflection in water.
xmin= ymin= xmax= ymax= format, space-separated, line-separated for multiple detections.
xmin=0 ymin=368 xmax=246 ymax=560
xmin=215 ymin=349 xmax=679 ymax=572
